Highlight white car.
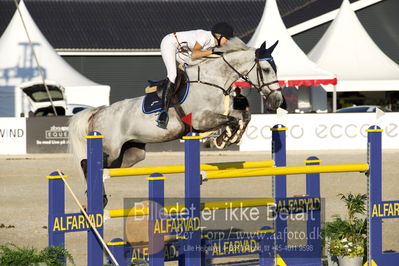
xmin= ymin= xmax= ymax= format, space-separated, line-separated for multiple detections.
xmin=336 ymin=105 xmax=392 ymax=113
xmin=20 ymin=81 xmax=91 ymax=117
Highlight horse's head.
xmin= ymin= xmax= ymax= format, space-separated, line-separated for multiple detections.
xmin=188 ymin=38 xmax=283 ymax=111
xmin=247 ymin=41 xmax=283 ymax=111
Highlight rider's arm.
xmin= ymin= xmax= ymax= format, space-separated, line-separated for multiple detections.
xmin=191 ymin=42 xmax=213 ymax=58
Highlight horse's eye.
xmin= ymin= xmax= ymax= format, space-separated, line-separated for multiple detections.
xmin=264 ymin=68 xmax=270 ymax=74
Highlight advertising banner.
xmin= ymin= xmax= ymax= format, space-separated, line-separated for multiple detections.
xmin=240 ymin=113 xmax=399 ymax=151
xmin=0 ymin=118 xmax=26 ymax=154
xmin=26 ymin=116 xmax=69 ymax=153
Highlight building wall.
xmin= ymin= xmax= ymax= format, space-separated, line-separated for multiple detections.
xmin=63 ymin=56 xmax=166 ymax=104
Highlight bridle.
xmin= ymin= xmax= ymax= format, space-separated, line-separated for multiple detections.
xmin=221 ymin=55 xmax=281 ymax=101
xmin=188 ymin=54 xmax=281 ymax=100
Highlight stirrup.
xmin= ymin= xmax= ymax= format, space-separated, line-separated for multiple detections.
xmin=156 ymin=111 xmax=169 ymax=129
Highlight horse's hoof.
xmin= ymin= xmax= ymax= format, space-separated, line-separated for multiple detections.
xmin=229 ymin=127 xmax=243 ymax=143
xmin=229 ymin=133 xmax=239 ymax=144
xmin=214 ymin=141 xmax=226 ymax=149
xmin=226 ymin=127 xmax=232 ymax=137
xmin=238 ymin=120 xmax=244 ymax=130
xmin=213 ymin=137 xmax=226 ymax=149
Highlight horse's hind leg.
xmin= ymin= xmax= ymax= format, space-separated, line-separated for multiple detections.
xmin=79 ymin=141 xmax=145 ymax=208
xmin=79 ymin=157 xmax=109 ymax=208
xmin=101 ymin=142 xmax=145 ymax=207
xmin=120 ymin=142 xmax=146 ymax=168
xmin=81 ymin=159 xmax=88 ymax=180
xmin=107 ymin=141 xmax=146 ymax=168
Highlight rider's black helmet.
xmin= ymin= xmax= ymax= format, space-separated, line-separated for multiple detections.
xmin=211 ymin=22 xmax=234 ymax=40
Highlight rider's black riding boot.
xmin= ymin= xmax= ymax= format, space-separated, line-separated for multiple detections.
xmin=157 ymin=80 xmax=175 ymax=129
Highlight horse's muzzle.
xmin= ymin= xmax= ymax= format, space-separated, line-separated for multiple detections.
xmin=265 ymin=89 xmax=283 ymax=111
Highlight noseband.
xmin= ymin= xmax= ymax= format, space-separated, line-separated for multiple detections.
xmin=222 ymin=55 xmax=281 ymax=100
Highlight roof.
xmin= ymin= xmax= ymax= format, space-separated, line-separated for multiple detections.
xmin=308 ymin=0 xmax=399 ymax=92
xmin=0 ymin=0 xmax=359 ymax=51
xmin=247 ymin=0 xmax=336 ymax=86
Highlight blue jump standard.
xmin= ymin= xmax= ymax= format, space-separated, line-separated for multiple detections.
xmin=48 ymin=131 xmax=104 ymax=266
xmin=47 ymin=125 xmax=398 ymax=265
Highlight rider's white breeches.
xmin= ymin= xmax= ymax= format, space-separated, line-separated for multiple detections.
xmin=161 ymin=34 xmax=178 ymax=83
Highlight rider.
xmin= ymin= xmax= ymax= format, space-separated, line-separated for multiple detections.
xmin=157 ymin=22 xmax=234 ymax=129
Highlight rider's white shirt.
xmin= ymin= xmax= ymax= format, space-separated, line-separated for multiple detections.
xmin=161 ymin=29 xmax=215 ymax=81
xmin=173 ymin=29 xmax=215 ymax=52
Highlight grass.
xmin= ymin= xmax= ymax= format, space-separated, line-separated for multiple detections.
xmin=0 ymin=243 xmax=74 ymax=266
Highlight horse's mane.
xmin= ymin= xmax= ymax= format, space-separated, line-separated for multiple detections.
xmin=186 ymin=37 xmax=251 ymax=66
xmin=215 ymin=37 xmax=250 ymax=53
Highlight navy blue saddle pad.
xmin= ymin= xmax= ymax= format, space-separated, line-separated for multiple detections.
xmin=142 ymin=81 xmax=190 ymax=114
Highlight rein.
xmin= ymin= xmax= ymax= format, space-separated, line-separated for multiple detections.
xmin=188 ymin=54 xmax=280 ymax=98
xmin=188 ymin=65 xmax=231 ymax=95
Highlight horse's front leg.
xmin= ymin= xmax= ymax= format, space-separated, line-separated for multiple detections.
xmin=228 ymin=109 xmax=251 ymax=144
xmin=192 ymin=110 xmax=240 ymax=149
xmin=193 ymin=110 xmax=239 ymax=132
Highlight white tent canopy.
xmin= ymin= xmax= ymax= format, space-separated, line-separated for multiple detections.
xmin=247 ymin=0 xmax=336 ymax=87
xmin=0 ymin=0 xmax=110 ymax=117
xmin=308 ymin=0 xmax=399 ymax=92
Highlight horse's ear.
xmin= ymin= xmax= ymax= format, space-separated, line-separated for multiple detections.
xmin=267 ymin=40 xmax=279 ymax=54
xmin=260 ymin=41 xmax=266 ymax=51
xmin=256 ymin=41 xmax=268 ymax=59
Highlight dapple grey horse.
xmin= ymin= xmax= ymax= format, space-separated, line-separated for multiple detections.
xmin=69 ymin=38 xmax=283 ymax=182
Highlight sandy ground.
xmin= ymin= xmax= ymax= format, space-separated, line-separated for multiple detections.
xmin=1 ymin=149 xmax=399 ymax=265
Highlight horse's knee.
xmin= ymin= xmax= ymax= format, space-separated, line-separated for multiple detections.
xmin=241 ymin=112 xmax=251 ymax=124
xmin=227 ymin=116 xmax=239 ymax=128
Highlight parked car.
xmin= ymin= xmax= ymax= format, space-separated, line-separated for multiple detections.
xmin=336 ymin=105 xmax=391 ymax=113
xmin=66 ymin=104 xmax=92 ymax=115
xmin=20 ymin=81 xmax=91 ymax=117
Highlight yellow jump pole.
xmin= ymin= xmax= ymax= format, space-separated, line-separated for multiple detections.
xmin=106 ymin=198 xmax=275 ymax=218
xmin=202 ymin=163 xmax=369 ymax=180
xmin=103 ymin=160 xmax=274 ymax=178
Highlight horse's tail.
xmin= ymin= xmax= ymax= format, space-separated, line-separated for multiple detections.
xmin=68 ymin=108 xmax=98 ymax=181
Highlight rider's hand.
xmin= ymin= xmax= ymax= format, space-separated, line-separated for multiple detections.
xmin=212 ymin=47 xmax=224 ymax=55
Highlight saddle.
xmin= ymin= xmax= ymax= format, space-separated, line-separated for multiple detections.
xmin=142 ymin=68 xmax=189 ymax=114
